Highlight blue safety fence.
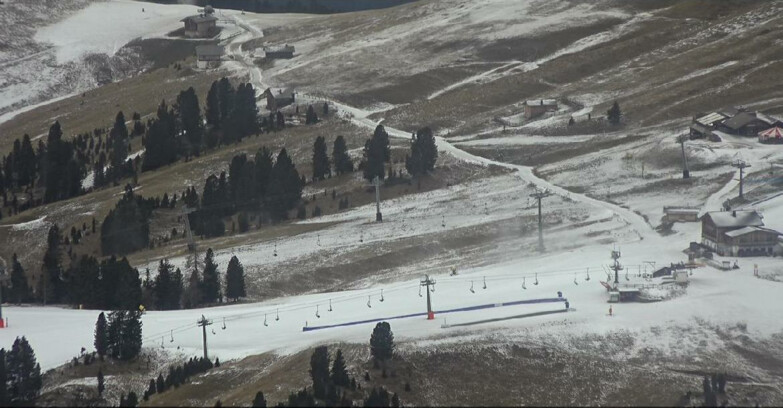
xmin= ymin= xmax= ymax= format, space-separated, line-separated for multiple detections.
xmin=302 ymin=297 xmax=568 ymax=332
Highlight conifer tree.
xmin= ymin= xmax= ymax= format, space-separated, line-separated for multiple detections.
xmin=97 ymin=369 xmax=105 ymax=396
xmin=18 ymin=135 xmax=36 ymax=188
xmin=41 ymin=224 xmax=64 ymax=303
xmin=370 ymin=322 xmax=395 ymax=362
xmin=148 ymin=378 xmax=157 ymax=396
xmin=266 ymin=148 xmax=303 ymax=220
xmin=312 ymin=136 xmax=330 ymax=181
xmin=107 ymin=310 xmax=143 ymax=360
xmin=254 ymin=146 xmax=273 ymax=201
xmin=110 ymin=111 xmax=130 ymax=175
xmin=362 ymin=125 xmax=390 ymax=182
xmin=310 ymin=346 xmax=330 ymax=399
xmin=156 ymin=374 xmax=165 ymax=393
xmin=405 ymin=127 xmax=438 ymax=189
xmin=392 ymin=392 xmax=401 ymax=408
xmin=331 ymin=349 xmax=350 ymax=388
xmin=206 ymin=80 xmax=221 ymax=128
xmin=225 ymin=255 xmax=246 ymax=301
xmin=177 ymin=87 xmax=204 ymax=158
xmin=9 ymin=254 xmax=29 ymax=303
xmin=6 ymin=337 xmax=42 ymax=404
xmin=217 ymin=77 xmax=235 ymax=123
xmin=607 ymin=101 xmax=622 ymax=125
xmin=0 ymin=349 xmax=7 ymax=406
xmin=125 ymin=391 xmax=138 ymax=407
xmin=94 ymin=312 xmax=109 ymax=359
xmin=201 ymin=249 xmax=220 ymax=304
xmin=184 ymin=268 xmax=203 ymax=309
xmin=305 ymin=105 xmax=319 ymax=125
xmin=252 ymin=391 xmax=267 ymax=407
xmin=154 ymin=260 xmax=180 ymax=310
xmin=332 ymin=136 xmax=354 ymax=175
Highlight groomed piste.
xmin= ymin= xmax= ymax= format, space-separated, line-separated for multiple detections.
xmin=302 ymin=297 xmax=569 ymax=331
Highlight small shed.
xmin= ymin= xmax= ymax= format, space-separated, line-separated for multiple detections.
xmin=262 ymin=87 xmax=295 ymax=111
xmin=663 ymin=206 xmax=700 ymax=222
xmin=195 ymin=45 xmax=224 ymax=69
xmin=265 ymin=45 xmax=295 ymax=59
xmin=181 ymin=14 xmax=218 ymax=38
xmin=524 ymin=99 xmax=557 ymax=120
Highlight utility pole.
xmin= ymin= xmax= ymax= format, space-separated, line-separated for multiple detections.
xmin=372 ymin=176 xmax=383 ymax=222
xmin=420 ymin=274 xmax=436 ymax=320
xmin=610 ymin=249 xmax=623 ymax=289
xmin=197 ymin=315 xmax=212 ymax=360
xmin=529 ymin=189 xmax=553 ymax=252
xmin=677 ymin=135 xmax=690 ymax=179
xmin=731 ymin=159 xmax=750 ymax=199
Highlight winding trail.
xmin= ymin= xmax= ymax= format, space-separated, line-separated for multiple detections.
xmin=224 ymin=18 xmax=658 ymax=244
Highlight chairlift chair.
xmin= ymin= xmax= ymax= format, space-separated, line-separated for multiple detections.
xmin=275 ymin=309 xmax=280 ymax=321
xmin=534 ymin=273 xmax=539 ymax=286
xmin=418 ymin=285 xmax=422 ymax=297
xmin=585 ymin=268 xmax=590 ymax=281
xmin=328 ymin=299 xmax=333 ymax=312
xmin=367 ymin=295 xmax=372 ymax=308
xmin=469 ymin=281 xmax=475 ymax=293
xmin=222 ymin=317 xmax=226 ymax=330
xmin=170 ymin=330 xmax=174 ymax=342
xmin=441 ymin=215 xmax=445 ymax=228
xmin=573 ymin=273 xmax=578 ymax=286
xmin=273 ymin=242 xmax=278 ymax=257
xmin=316 ymin=305 xmax=320 ymax=319
xmin=380 ymin=289 xmax=384 ymax=302
xmin=483 ymin=276 xmax=487 ymax=290
xmin=522 ymin=277 xmax=527 ymax=290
